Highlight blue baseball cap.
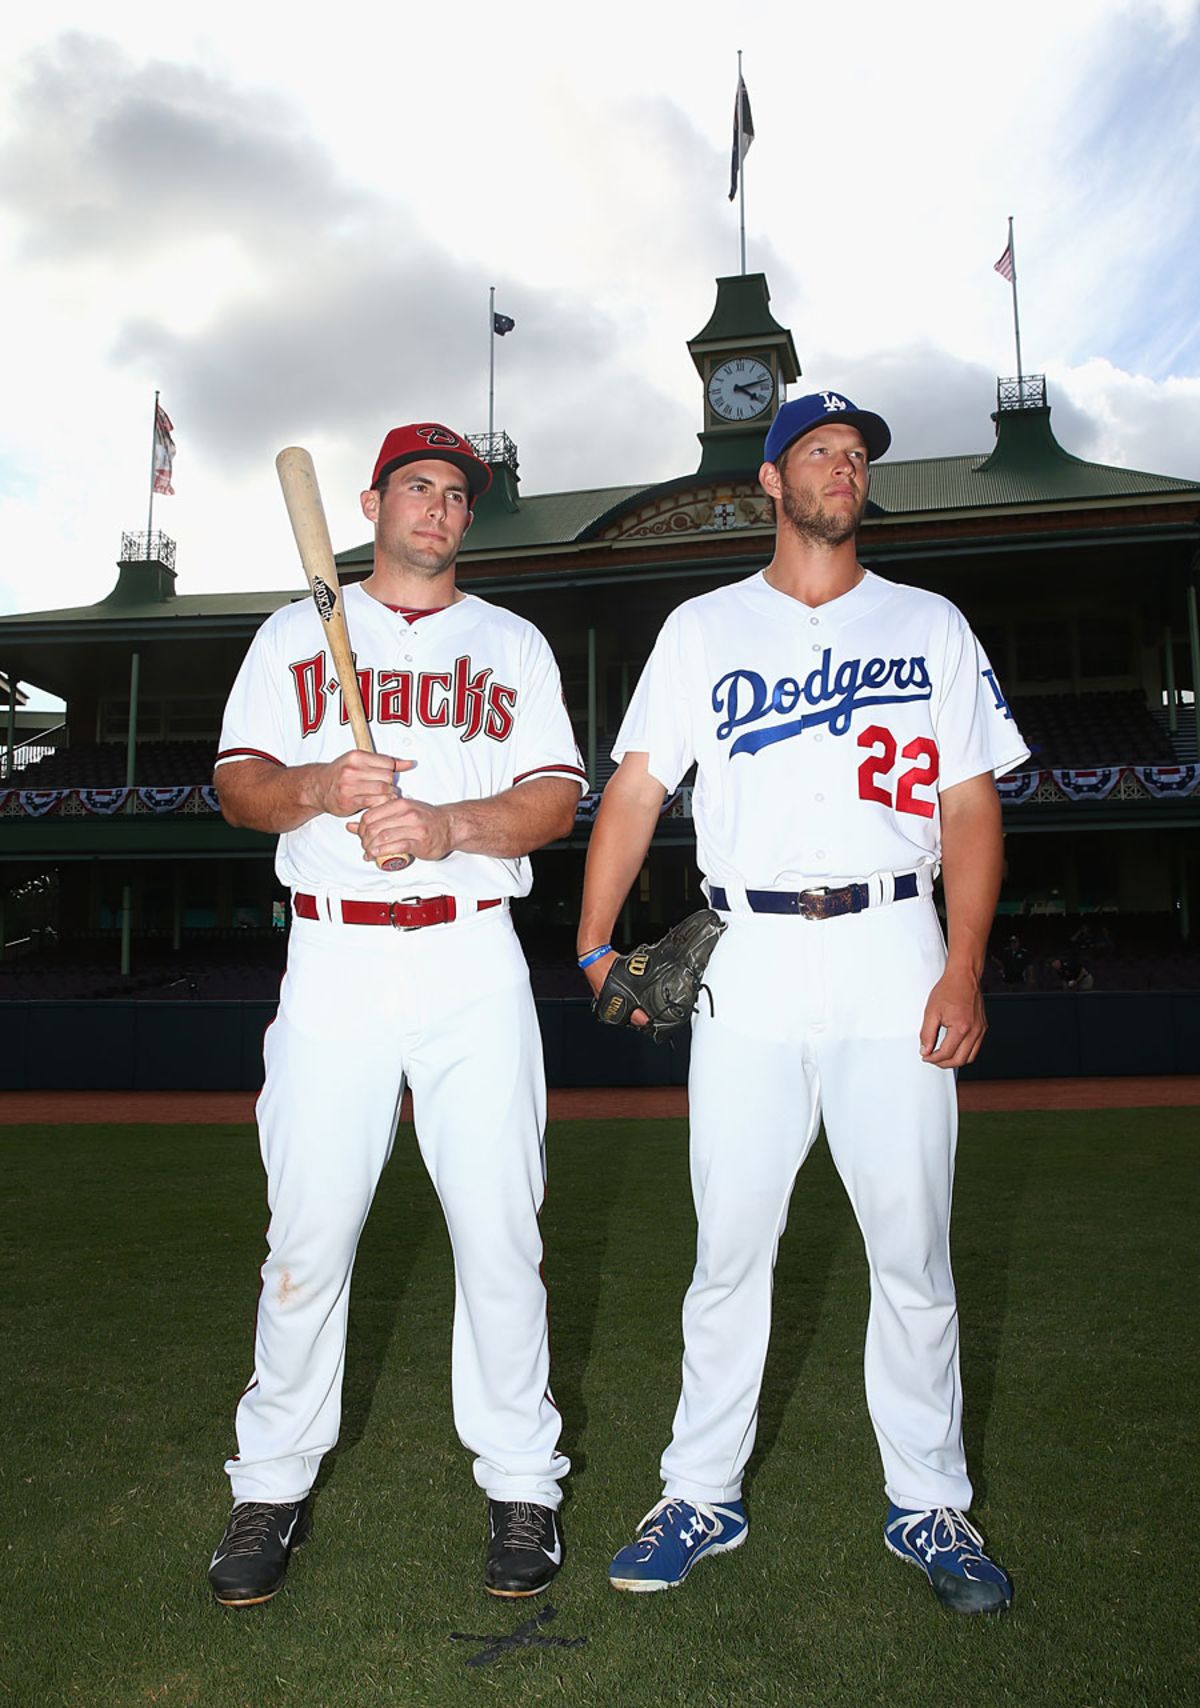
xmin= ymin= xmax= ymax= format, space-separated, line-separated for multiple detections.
xmin=763 ymin=391 xmax=891 ymax=465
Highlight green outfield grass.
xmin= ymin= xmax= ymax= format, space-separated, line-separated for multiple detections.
xmin=1 ymin=1110 xmax=1196 ymax=1708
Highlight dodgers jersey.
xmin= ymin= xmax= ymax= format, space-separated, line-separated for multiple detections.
xmin=614 ymin=569 xmax=1029 ymax=889
xmin=217 ymin=584 xmax=586 ymax=897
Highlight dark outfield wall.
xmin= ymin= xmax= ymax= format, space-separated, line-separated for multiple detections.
xmin=0 ymin=994 xmax=1197 ymax=1091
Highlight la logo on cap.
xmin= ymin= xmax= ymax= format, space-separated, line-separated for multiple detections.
xmin=820 ymin=393 xmax=848 ymax=413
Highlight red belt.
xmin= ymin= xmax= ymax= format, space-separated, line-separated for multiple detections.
xmin=293 ymin=893 xmax=502 ymax=930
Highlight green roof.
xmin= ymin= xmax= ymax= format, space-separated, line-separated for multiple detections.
xmin=0 ymin=589 xmax=298 ymax=627
xmin=2 ymin=404 xmax=1196 ymax=637
xmin=869 ymin=408 xmax=1199 ymax=513
xmin=336 ymin=483 xmax=647 ymax=566
xmin=689 ymin=272 xmax=793 ymax=345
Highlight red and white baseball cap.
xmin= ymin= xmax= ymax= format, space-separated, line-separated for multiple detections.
xmin=370 ymin=423 xmax=493 ymax=503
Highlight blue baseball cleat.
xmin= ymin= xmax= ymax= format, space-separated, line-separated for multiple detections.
xmin=608 ymin=1497 xmax=748 ymax=1592
xmin=884 ymin=1504 xmax=1013 ymax=1614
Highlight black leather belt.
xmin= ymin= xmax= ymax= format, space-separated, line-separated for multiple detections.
xmin=708 ymin=872 xmax=920 ymax=921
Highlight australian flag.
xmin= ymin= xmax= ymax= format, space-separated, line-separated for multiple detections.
xmin=729 ymin=75 xmax=755 ymax=200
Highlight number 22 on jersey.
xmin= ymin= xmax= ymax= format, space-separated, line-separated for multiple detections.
xmin=857 ymin=725 xmax=939 ymax=819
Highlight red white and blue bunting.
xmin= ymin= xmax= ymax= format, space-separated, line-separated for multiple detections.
xmin=1 ymin=768 xmax=1197 ymax=821
xmin=18 ymin=789 xmax=67 ymax=817
xmin=995 ymin=771 xmax=1041 ymax=804
xmin=1051 ymin=768 xmax=1122 ymax=801
xmin=1137 ymin=764 xmax=1200 ymax=799
xmin=136 ymin=785 xmax=194 ymax=814
xmin=78 ymin=787 xmax=131 ymax=815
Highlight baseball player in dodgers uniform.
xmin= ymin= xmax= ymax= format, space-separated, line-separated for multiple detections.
xmin=578 ymin=393 xmax=1029 ymax=1613
xmin=208 ymin=424 xmax=585 ymax=1606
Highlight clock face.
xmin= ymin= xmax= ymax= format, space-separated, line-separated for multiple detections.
xmin=707 ymin=357 xmax=775 ymax=422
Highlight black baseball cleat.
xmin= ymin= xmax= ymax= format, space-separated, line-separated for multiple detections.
xmin=484 ymin=1499 xmax=564 ymax=1597
xmin=208 ymin=1498 xmax=312 ymax=1607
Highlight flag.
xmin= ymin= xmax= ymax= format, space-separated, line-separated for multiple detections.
xmin=492 ymin=312 xmax=515 ymax=336
xmin=993 ymin=241 xmax=1014 ymax=282
xmin=153 ymin=402 xmax=176 ymax=495
xmin=728 ymin=75 xmax=754 ymax=201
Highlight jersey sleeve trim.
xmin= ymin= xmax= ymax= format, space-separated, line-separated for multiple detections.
xmin=513 ymin=762 xmax=589 ymax=790
xmin=214 ymin=747 xmax=285 ymax=767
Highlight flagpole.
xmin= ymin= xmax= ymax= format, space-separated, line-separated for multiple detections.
xmin=488 ymin=286 xmax=496 ymax=443
xmin=1007 ymin=216 xmax=1024 ymax=388
xmin=737 ymin=51 xmax=747 ymax=276
xmin=147 ymin=389 xmax=159 ymax=542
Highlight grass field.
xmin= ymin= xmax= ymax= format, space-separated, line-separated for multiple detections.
xmin=1 ymin=1110 xmax=1196 ymax=1708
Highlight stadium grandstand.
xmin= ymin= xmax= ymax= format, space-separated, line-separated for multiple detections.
xmin=2 ymin=273 xmax=1198 ymax=1085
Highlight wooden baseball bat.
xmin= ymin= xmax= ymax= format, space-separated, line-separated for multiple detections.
xmin=275 ymin=446 xmax=414 ymax=873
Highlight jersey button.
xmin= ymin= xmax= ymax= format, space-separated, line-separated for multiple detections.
xmin=809 ymin=616 xmax=819 ymax=625
xmin=814 ymin=734 xmax=823 ymax=743
xmin=815 ymin=793 xmax=824 ymax=802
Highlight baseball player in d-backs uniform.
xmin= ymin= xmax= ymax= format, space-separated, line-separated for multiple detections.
xmin=577 ymin=392 xmax=1029 ymax=1613
xmin=209 ymin=424 xmax=585 ymax=1607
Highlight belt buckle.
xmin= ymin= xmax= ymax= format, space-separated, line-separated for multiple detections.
xmin=796 ymin=886 xmax=829 ymax=920
xmin=389 ymin=896 xmax=424 ymax=931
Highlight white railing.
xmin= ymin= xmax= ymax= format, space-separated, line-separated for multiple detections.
xmin=1 ymin=724 xmax=68 ymax=779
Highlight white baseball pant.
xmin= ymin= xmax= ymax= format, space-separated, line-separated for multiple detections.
xmin=225 ymin=904 xmax=568 ymax=1508
xmin=660 ymin=894 xmax=972 ymax=1513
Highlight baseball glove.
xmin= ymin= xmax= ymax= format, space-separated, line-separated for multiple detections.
xmin=595 ymin=908 xmax=727 ymax=1044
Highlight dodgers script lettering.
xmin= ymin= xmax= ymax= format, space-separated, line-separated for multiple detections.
xmin=712 ymin=648 xmax=933 ymax=756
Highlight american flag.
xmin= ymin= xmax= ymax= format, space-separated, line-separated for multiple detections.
xmin=993 ymin=241 xmax=1014 ymax=282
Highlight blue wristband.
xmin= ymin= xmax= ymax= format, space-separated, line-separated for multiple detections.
xmin=577 ymin=944 xmax=613 ymax=970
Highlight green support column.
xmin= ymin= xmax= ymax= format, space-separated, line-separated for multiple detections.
xmin=1163 ymin=624 xmax=1177 ymax=734
xmin=586 ymin=627 xmax=597 ymax=788
xmin=1188 ymin=577 xmax=1200 ymax=757
xmin=125 ymin=651 xmax=140 ymax=791
xmin=4 ymin=673 xmax=16 ymax=780
xmin=121 ymin=651 xmax=140 ymax=976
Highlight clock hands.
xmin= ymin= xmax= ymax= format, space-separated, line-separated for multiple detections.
xmin=733 ymin=380 xmax=772 ymax=399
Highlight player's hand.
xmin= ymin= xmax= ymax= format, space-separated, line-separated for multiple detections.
xmin=919 ymin=966 xmax=987 ymax=1069
xmin=314 ymin=752 xmax=415 ymax=818
xmin=348 ymin=794 xmax=456 ymax=864
xmin=581 ymin=951 xmax=650 ymax=1027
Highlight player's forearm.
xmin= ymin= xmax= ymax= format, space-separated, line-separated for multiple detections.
xmin=214 ymin=759 xmax=328 ymax=833
xmin=577 ymin=760 xmax=665 ymax=952
xmin=939 ymin=776 xmax=1003 ymax=977
xmin=442 ymin=777 xmax=580 ymax=857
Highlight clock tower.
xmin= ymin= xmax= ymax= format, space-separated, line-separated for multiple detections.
xmin=688 ymin=272 xmax=801 ymax=477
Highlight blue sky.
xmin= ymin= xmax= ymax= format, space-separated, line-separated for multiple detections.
xmin=0 ymin=0 xmax=1196 ymax=704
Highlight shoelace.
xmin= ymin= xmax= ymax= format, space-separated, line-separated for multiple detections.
xmin=633 ymin=1498 xmax=724 ymax=1553
xmin=221 ymin=1503 xmax=287 ymax=1557
xmin=898 ymin=1507 xmax=988 ymax=1567
xmin=494 ymin=1502 xmax=549 ymax=1553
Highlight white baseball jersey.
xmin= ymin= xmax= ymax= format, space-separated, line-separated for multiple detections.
xmin=611 ymin=565 xmax=1030 ymax=1518
xmin=217 ymin=584 xmax=586 ymax=896
xmin=615 ymin=569 xmax=1028 ymax=885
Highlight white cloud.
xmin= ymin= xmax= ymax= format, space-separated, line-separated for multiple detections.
xmin=0 ymin=0 xmax=1196 ymax=647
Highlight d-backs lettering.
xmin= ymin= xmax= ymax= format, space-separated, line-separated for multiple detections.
xmin=713 ymin=647 xmax=932 ymax=756
xmin=290 ymin=651 xmax=517 ymax=742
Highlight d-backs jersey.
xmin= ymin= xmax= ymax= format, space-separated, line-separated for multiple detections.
xmin=614 ymin=569 xmax=1028 ymax=889
xmin=216 ymin=585 xmax=586 ymax=897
